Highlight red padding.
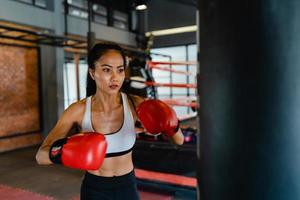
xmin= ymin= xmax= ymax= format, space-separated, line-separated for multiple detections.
xmin=0 ymin=184 xmax=54 ymax=200
xmin=161 ymin=98 xmax=198 ymax=108
xmin=145 ymin=81 xmax=197 ymax=88
xmin=139 ymin=190 xmax=173 ymax=200
xmin=148 ymin=61 xmax=197 ymax=66
xmin=135 ymin=168 xmax=197 ymax=188
xmin=149 ymin=65 xmax=193 ymax=75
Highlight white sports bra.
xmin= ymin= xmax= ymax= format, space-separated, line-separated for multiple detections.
xmin=81 ymin=93 xmax=136 ymax=157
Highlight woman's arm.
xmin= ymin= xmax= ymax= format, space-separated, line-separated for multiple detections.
xmin=130 ymin=95 xmax=184 ymax=146
xmin=35 ymin=102 xmax=84 ymax=165
xmin=168 ymin=129 xmax=184 ymax=146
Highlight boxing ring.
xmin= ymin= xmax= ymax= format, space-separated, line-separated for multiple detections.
xmin=130 ymin=59 xmax=198 ymax=199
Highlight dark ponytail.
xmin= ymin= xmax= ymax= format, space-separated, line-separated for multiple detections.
xmin=86 ymin=42 xmax=126 ymax=97
xmin=86 ymin=73 xmax=96 ymax=97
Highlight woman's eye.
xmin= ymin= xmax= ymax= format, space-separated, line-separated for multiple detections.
xmin=103 ymin=68 xmax=110 ymax=72
xmin=119 ymin=68 xmax=124 ymax=73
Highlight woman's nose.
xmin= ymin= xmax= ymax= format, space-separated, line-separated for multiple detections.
xmin=111 ymin=70 xmax=119 ymax=81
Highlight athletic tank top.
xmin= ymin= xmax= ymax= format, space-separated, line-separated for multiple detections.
xmin=81 ymin=93 xmax=136 ymax=157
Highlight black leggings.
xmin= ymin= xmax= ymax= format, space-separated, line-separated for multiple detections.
xmin=80 ymin=170 xmax=140 ymax=200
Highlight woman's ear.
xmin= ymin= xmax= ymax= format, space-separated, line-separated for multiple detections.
xmin=89 ymin=68 xmax=95 ymax=80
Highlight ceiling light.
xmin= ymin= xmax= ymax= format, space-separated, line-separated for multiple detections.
xmin=146 ymin=25 xmax=197 ymax=37
xmin=134 ymin=0 xmax=148 ymax=11
xmin=136 ymin=4 xmax=147 ymax=10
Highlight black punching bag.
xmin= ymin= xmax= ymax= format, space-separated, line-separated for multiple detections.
xmin=198 ymin=0 xmax=300 ymax=200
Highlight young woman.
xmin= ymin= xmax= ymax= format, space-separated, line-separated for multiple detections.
xmin=35 ymin=42 xmax=184 ymax=200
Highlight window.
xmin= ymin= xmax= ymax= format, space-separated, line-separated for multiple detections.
xmin=35 ymin=0 xmax=46 ymax=8
xmin=113 ymin=10 xmax=128 ymax=30
xmin=150 ymin=44 xmax=197 ymax=116
xmin=93 ymin=4 xmax=107 ymax=25
xmin=63 ymin=59 xmax=88 ymax=108
xmin=65 ymin=1 xmax=130 ymax=31
xmin=66 ymin=0 xmax=108 ymax=25
xmin=18 ymin=0 xmax=32 ymax=3
xmin=67 ymin=0 xmax=87 ymax=8
xmin=67 ymin=0 xmax=88 ymax=19
xmin=12 ymin=0 xmax=47 ymax=8
xmin=69 ymin=6 xmax=88 ymax=18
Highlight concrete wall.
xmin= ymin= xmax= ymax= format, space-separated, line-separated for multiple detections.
xmin=0 ymin=0 xmax=54 ymax=30
xmin=67 ymin=16 xmax=137 ymax=45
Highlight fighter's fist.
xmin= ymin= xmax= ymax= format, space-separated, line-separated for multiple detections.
xmin=49 ymin=132 xmax=107 ymax=170
xmin=136 ymin=99 xmax=180 ymax=137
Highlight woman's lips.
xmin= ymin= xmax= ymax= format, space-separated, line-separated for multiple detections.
xmin=109 ymin=84 xmax=119 ymax=89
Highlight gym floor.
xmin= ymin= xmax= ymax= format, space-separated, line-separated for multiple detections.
xmin=0 ymin=146 xmax=82 ymax=200
xmin=0 ymin=146 xmax=196 ymax=200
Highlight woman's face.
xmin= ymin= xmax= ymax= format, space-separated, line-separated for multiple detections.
xmin=89 ymin=50 xmax=125 ymax=95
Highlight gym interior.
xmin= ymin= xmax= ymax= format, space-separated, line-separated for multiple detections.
xmin=1 ymin=0 xmax=300 ymax=200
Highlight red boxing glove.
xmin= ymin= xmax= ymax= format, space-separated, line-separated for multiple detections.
xmin=136 ymin=99 xmax=180 ymax=137
xmin=49 ymin=133 xmax=107 ymax=170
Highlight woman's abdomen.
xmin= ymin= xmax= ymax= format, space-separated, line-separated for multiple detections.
xmin=88 ymin=152 xmax=134 ymax=177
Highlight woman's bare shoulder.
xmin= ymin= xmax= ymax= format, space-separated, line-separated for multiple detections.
xmin=62 ymin=98 xmax=87 ymax=121
xmin=127 ymin=94 xmax=145 ymax=106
